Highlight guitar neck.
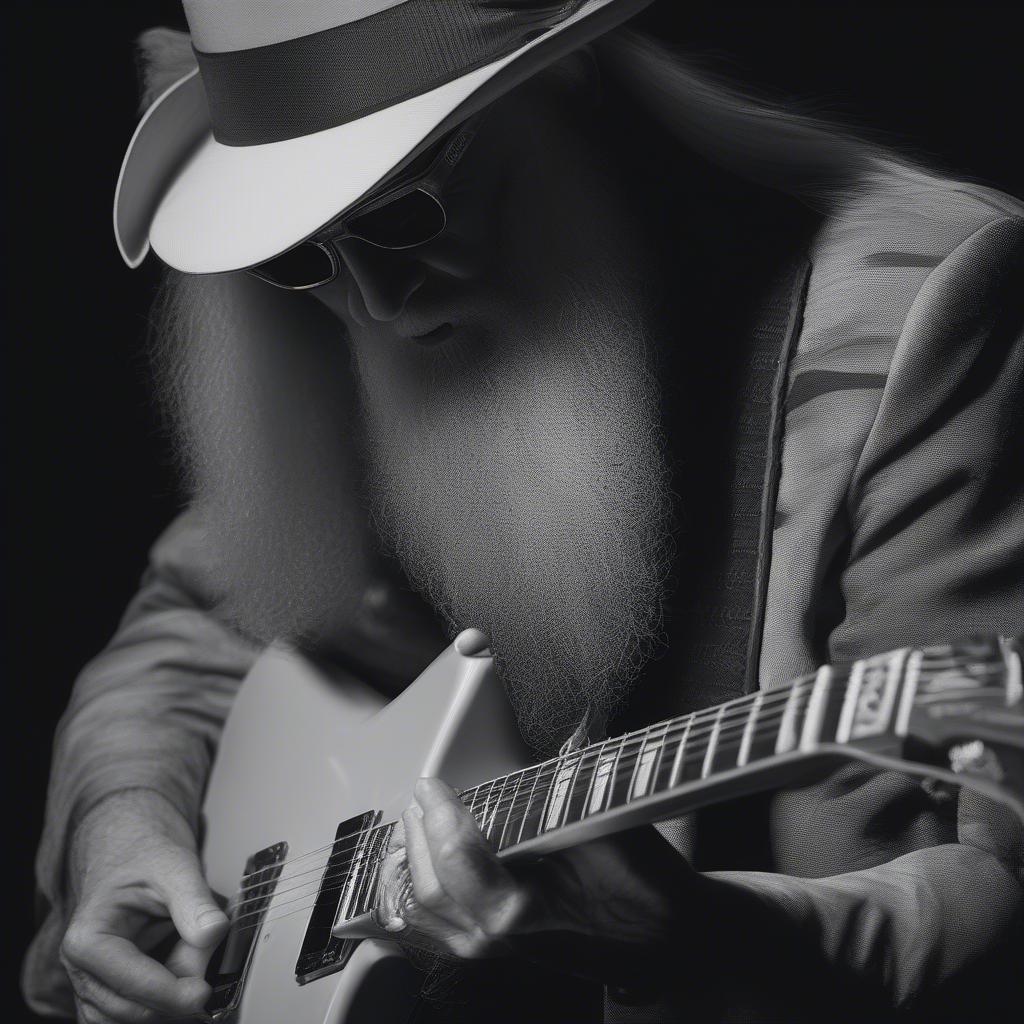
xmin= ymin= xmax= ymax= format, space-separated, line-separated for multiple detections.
xmin=459 ymin=639 xmax=1013 ymax=859
xmin=333 ymin=637 xmax=1020 ymax=933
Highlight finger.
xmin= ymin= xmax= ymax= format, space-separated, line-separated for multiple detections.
xmin=414 ymin=777 xmax=528 ymax=935
xmin=165 ymin=933 xmax=219 ymax=980
xmin=386 ymin=815 xmax=405 ymax=856
xmin=403 ymin=803 xmax=479 ymax=933
xmin=66 ymin=967 xmax=157 ymax=1024
xmin=62 ymin=921 xmax=209 ymax=1017
xmin=152 ymin=844 xmax=229 ymax=949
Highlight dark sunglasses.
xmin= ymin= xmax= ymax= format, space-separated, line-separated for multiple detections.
xmin=247 ymin=115 xmax=482 ymax=291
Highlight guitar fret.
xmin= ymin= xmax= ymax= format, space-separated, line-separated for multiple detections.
xmin=465 ymin=784 xmax=485 ymax=818
xmin=543 ymin=753 xmax=581 ymax=832
xmin=680 ymin=713 xmax=714 ymax=784
xmin=630 ymin=723 xmax=666 ymax=799
xmin=518 ymin=764 xmax=555 ymax=843
xmin=607 ymin=736 xmax=636 ymax=808
xmin=667 ymin=714 xmax=695 ymax=787
xmin=622 ymin=726 xmax=650 ymax=800
xmin=485 ymin=775 xmax=511 ymax=844
xmin=496 ymin=771 xmax=526 ymax=850
xmin=894 ymin=649 xmax=924 ymax=737
xmin=474 ymin=779 xmax=498 ymax=833
xmin=649 ymin=721 xmax=670 ymax=792
xmin=737 ymin=691 xmax=764 ymax=767
xmin=700 ymin=706 xmax=726 ymax=778
xmin=563 ymin=745 xmax=601 ymax=823
xmin=588 ymin=742 xmax=618 ymax=815
xmin=835 ymin=659 xmax=867 ymax=743
xmin=799 ymin=665 xmax=832 ymax=751
xmin=514 ymin=767 xmax=542 ymax=845
xmin=776 ymin=677 xmax=808 ymax=754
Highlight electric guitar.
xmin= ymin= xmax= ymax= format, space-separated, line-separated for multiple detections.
xmin=198 ymin=633 xmax=1024 ymax=1022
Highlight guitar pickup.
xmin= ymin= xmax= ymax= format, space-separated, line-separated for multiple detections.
xmin=203 ymin=841 xmax=288 ymax=1021
xmin=295 ymin=812 xmax=378 ymax=984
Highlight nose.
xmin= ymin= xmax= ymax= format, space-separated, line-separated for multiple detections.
xmin=334 ymin=237 xmax=426 ymax=324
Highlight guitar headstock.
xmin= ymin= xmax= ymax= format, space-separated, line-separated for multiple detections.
xmin=898 ymin=637 xmax=1024 ymax=817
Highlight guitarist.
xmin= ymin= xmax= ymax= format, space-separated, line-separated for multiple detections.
xmin=24 ymin=3 xmax=1024 ymax=1022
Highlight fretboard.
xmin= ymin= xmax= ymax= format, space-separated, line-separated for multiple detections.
xmin=458 ymin=643 xmax=918 ymax=853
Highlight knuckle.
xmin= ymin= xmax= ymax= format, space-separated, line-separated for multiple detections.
xmin=437 ymin=837 xmax=470 ymax=865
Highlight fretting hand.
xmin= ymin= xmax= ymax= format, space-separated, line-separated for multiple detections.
xmin=373 ymin=777 xmax=698 ymax=982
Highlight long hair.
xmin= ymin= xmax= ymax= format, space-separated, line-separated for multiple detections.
xmin=594 ymin=28 xmax=937 ymax=211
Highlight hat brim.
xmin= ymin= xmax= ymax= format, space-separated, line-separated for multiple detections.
xmin=114 ymin=0 xmax=652 ymax=275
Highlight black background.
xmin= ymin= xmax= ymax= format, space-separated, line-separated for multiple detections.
xmin=5 ymin=2 xmax=1023 ymax=1018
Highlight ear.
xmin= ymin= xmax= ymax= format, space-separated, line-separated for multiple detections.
xmin=135 ymin=27 xmax=197 ymax=111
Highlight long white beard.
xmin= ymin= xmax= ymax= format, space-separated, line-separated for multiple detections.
xmin=156 ymin=268 xmax=673 ymax=752
xmin=360 ymin=277 xmax=673 ymax=752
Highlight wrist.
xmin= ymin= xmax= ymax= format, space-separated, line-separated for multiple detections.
xmin=68 ymin=788 xmax=196 ymax=897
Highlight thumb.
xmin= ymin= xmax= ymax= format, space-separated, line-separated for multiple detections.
xmin=156 ymin=845 xmax=229 ymax=949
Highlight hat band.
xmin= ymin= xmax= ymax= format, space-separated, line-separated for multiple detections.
xmin=194 ymin=0 xmax=589 ymax=146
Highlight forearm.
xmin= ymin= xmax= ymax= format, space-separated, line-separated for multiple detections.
xmin=700 ymin=842 xmax=1023 ymax=1013
xmin=36 ymin=513 xmax=260 ymax=909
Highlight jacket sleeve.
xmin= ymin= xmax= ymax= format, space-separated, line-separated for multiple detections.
xmin=23 ymin=509 xmax=260 ymax=1017
xmin=711 ymin=214 xmax=1024 ymax=1013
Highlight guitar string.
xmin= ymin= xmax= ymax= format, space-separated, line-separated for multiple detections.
xmin=227 ymin=654 xmax=963 ymax=916
xmin=225 ymin=679 xmax=823 ymax=906
xmin=228 ymin=673 xmax=832 ymax=900
xmin=227 ymin=655 xmax=1005 ymax=937
xmin=232 ymin=647 xmax=988 ymax=894
xmin=224 ymin=678 xmax=856 ymax=927
xmin=227 ymin=653 xmax=1003 ymax=921
xmin=228 ymin=717 xmax=774 ymax=936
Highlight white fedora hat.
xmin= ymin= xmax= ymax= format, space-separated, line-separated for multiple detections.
xmin=114 ymin=0 xmax=654 ymax=275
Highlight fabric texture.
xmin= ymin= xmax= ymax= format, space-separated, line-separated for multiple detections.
xmin=24 ymin=173 xmax=1024 ymax=1021
xmin=195 ymin=0 xmax=592 ymax=144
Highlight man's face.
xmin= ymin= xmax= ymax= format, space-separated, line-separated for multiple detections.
xmin=166 ymin=75 xmax=674 ymax=752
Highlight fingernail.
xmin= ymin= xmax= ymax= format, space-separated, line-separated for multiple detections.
xmin=384 ymin=915 xmax=406 ymax=932
xmin=404 ymin=803 xmax=423 ymax=821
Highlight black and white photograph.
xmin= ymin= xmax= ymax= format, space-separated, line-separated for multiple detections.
xmin=8 ymin=2 xmax=1024 ymax=1022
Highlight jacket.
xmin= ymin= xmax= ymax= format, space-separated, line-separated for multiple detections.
xmin=23 ymin=172 xmax=1024 ymax=1021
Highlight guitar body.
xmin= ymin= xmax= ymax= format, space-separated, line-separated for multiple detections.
xmin=198 ymin=632 xmax=1023 ymax=1024
xmin=200 ymin=639 xmax=533 ymax=1024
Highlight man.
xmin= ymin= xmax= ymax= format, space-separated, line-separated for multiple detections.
xmin=23 ymin=2 xmax=1024 ymax=1022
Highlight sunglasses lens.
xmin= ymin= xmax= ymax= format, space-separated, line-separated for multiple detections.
xmin=250 ymin=243 xmax=335 ymax=289
xmin=349 ymin=190 xmax=445 ymax=248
